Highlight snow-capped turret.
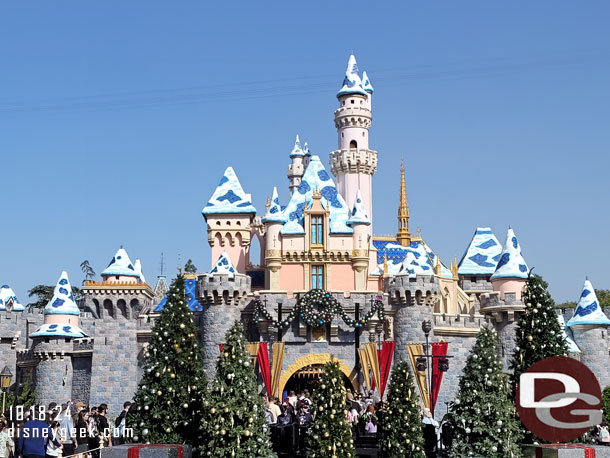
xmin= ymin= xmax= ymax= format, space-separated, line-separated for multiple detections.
xmin=557 ymin=314 xmax=580 ymax=353
xmin=262 ymin=187 xmax=286 ymax=224
xmin=210 ymin=252 xmax=237 ymax=279
xmin=0 ymin=285 xmax=25 ymax=311
xmin=288 ymin=135 xmax=306 ymax=196
xmin=348 ymin=189 xmax=371 ymax=226
xmin=458 ymin=227 xmax=502 ymax=276
xmin=337 ymin=54 xmax=367 ymax=97
xmin=289 ymin=135 xmax=304 ymax=158
xmin=567 ymin=279 xmax=610 ymax=327
xmin=202 ymin=167 xmax=256 ymax=215
xmin=30 ymin=271 xmax=86 ymax=338
xmin=491 ymin=228 xmax=529 ymax=280
xmin=361 ymin=71 xmax=374 ymax=94
xmin=101 ymin=247 xmax=140 ymax=282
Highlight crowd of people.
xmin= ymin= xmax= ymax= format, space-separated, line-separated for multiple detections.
xmin=0 ymin=400 xmax=133 ymax=458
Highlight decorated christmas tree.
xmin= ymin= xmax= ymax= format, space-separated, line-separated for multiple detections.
xmin=378 ymin=361 xmax=425 ymax=458
xmin=304 ymin=359 xmax=355 ymax=458
xmin=510 ymin=274 xmax=568 ymax=392
xmin=200 ymin=321 xmax=275 ymax=458
xmin=448 ymin=326 xmax=522 ymax=458
xmin=129 ymin=275 xmax=207 ymax=446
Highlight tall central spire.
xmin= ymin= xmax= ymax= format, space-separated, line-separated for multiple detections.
xmin=397 ymin=160 xmax=411 ymax=246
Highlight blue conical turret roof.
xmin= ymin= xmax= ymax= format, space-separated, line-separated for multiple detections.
xmin=262 ymin=187 xmax=286 ymax=224
xmin=491 ymin=228 xmax=529 ymax=280
xmin=134 ymin=258 xmax=146 ymax=283
xmin=557 ymin=314 xmax=581 ymax=352
xmin=43 ymin=271 xmax=81 ymax=316
xmin=0 ymin=285 xmax=24 ymax=311
xmin=458 ymin=227 xmax=502 ymax=275
xmin=209 ymin=252 xmax=236 ymax=278
xmin=567 ymin=279 xmax=610 ymax=327
xmin=202 ymin=167 xmax=256 ymax=215
xmin=348 ymin=189 xmax=370 ymax=226
xmin=101 ymin=247 xmax=140 ymax=278
xmin=289 ymin=135 xmax=305 ymax=158
xmin=361 ymin=71 xmax=374 ymax=94
xmin=337 ymin=54 xmax=368 ymax=97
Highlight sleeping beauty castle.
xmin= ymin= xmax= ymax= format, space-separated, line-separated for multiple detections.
xmin=0 ymin=54 xmax=607 ymax=417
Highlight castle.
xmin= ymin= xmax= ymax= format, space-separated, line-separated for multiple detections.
xmin=0 ymin=54 xmax=606 ymax=418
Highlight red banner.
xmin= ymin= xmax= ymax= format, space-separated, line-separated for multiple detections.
xmin=378 ymin=341 xmax=395 ymax=397
xmin=536 ymin=444 xmax=595 ymax=458
xmin=219 ymin=343 xmax=224 ymax=352
xmin=258 ymin=342 xmax=271 ymax=396
xmin=431 ymin=342 xmax=448 ymax=416
xmin=127 ymin=445 xmax=184 ymax=458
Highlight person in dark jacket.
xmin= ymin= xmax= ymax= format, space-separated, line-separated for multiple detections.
xmin=114 ymin=402 xmax=131 ymax=445
xmin=17 ymin=409 xmax=52 ymax=458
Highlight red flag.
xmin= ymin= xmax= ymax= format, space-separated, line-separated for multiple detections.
xmin=431 ymin=342 xmax=448 ymax=416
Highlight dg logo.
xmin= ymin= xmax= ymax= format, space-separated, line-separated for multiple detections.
xmin=516 ymin=356 xmax=602 ymax=442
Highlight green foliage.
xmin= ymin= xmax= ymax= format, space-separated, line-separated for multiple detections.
xmin=200 ymin=321 xmax=275 ymax=458
xmin=448 ymin=326 xmax=522 ymax=458
xmin=304 ymin=360 xmax=355 ymax=458
xmin=129 ymin=275 xmax=207 ymax=447
xmin=184 ymin=259 xmax=197 ymax=274
xmin=510 ymin=274 xmax=568 ymax=394
xmin=27 ymin=285 xmax=82 ymax=310
xmin=602 ymin=386 xmax=610 ymax=422
xmin=5 ymin=381 xmax=37 ymax=411
xmin=378 ymin=361 xmax=425 ymax=458
xmin=556 ymin=289 xmax=610 ymax=309
xmin=80 ymin=260 xmax=96 ymax=282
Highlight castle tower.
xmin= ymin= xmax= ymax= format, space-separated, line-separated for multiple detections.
xmin=197 ymin=252 xmax=251 ymax=378
xmin=262 ymin=187 xmax=285 ymax=290
xmin=330 ymin=54 xmax=378 ymax=231
xmin=30 ymin=271 xmax=86 ymax=406
xmin=348 ymin=189 xmax=371 ymax=290
xmin=287 ymin=135 xmax=305 ymax=196
xmin=0 ymin=285 xmax=25 ymax=311
xmin=567 ymin=279 xmax=610 ymax=387
xmin=396 ymin=162 xmax=411 ymax=246
xmin=457 ymin=227 xmax=502 ymax=293
xmin=480 ymin=227 xmax=529 ymax=368
xmin=202 ymin=167 xmax=256 ymax=273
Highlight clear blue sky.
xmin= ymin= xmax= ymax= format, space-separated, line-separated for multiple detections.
xmin=1 ymin=1 xmax=609 ymax=303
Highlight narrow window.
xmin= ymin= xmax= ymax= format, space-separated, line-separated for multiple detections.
xmin=350 ymin=140 xmax=357 ymax=149
xmin=311 ymin=265 xmax=324 ymax=289
xmin=311 ymin=216 xmax=323 ymax=245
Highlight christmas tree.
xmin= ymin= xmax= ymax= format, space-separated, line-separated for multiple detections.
xmin=510 ymin=274 xmax=568 ymax=391
xmin=129 ymin=275 xmax=207 ymax=446
xmin=200 ymin=321 xmax=275 ymax=458
xmin=304 ymin=359 xmax=355 ymax=458
xmin=448 ymin=326 xmax=522 ymax=458
xmin=378 ymin=361 xmax=425 ymax=458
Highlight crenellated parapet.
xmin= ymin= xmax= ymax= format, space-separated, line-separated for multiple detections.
xmin=385 ymin=274 xmax=441 ymax=306
xmin=329 ymin=148 xmax=378 ymax=175
xmin=197 ymin=273 xmax=251 ymax=306
xmin=479 ymin=291 xmax=524 ymax=323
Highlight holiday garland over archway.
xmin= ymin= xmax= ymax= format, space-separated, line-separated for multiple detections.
xmin=252 ymin=289 xmax=385 ymax=329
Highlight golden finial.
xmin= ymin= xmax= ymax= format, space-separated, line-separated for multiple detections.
xmin=435 ymin=256 xmax=441 ymax=276
xmin=265 ymin=196 xmax=271 ymax=211
xmin=383 ymin=253 xmax=389 ymax=277
xmin=312 ymin=187 xmax=322 ymax=199
xmin=396 ymin=159 xmax=411 ymax=246
xmin=451 ymin=256 xmax=459 ymax=279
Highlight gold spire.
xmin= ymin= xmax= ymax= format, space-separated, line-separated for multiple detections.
xmin=435 ymin=256 xmax=441 ymax=276
xmin=451 ymin=256 xmax=459 ymax=279
xmin=396 ymin=159 xmax=411 ymax=246
xmin=383 ymin=253 xmax=389 ymax=277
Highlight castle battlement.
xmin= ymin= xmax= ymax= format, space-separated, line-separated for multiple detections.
xmin=385 ymin=274 xmax=440 ymax=306
xmin=197 ymin=273 xmax=251 ymax=305
xmin=479 ymin=291 xmax=524 ymax=323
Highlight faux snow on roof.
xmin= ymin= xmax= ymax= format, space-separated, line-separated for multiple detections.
xmin=371 ymin=239 xmax=452 ymax=278
xmin=337 ymin=54 xmax=368 ymax=97
xmin=348 ymin=189 xmax=370 ymax=226
xmin=557 ymin=314 xmax=580 ymax=353
xmin=43 ymin=271 xmax=81 ymax=316
xmin=289 ymin=135 xmax=305 ymax=158
xmin=399 ymin=251 xmax=433 ymax=277
xmin=303 ymin=142 xmax=311 ymax=157
xmin=491 ymin=228 xmax=529 ymax=280
xmin=209 ymin=252 xmax=236 ymax=278
xmin=458 ymin=227 xmax=503 ymax=275
xmin=567 ymin=279 xmax=610 ymax=327
xmin=134 ymin=259 xmax=146 ymax=283
xmin=202 ymin=167 xmax=256 ymax=215
xmin=153 ymin=277 xmax=202 ymax=313
xmin=361 ymin=71 xmax=374 ymax=94
xmin=280 ymin=155 xmax=352 ymax=235
xmin=0 ymin=285 xmax=24 ymax=311
xmin=102 ymin=248 xmax=140 ymax=278
xmin=30 ymin=324 xmax=86 ymax=338
xmin=262 ymin=187 xmax=286 ymax=224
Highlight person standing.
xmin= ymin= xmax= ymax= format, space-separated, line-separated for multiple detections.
xmin=74 ymin=411 xmax=90 ymax=458
xmin=0 ymin=420 xmax=14 ymax=458
xmin=17 ymin=409 xmax=51 ymax=458
xmin=45 ymin=421 xmax=62 ymax=458
xmin=114 ymin=402 xmax=131 ymax=445
xmin=57 ymin=403 xmax=76 ymax=457
xmin=96 ymin=406 xmax=111 ymax=448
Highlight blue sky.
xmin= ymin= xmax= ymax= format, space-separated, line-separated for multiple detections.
xmin=1 ymin=1 xmax=609 ymax=303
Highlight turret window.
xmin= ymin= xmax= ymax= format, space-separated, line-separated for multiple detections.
xmin=311 ymin=216 xmax=324 ymax=245
xmin=311 ymin=265 xmax=324 ymax=289
xmin=350 ymin=140 xmax=357 ymax=149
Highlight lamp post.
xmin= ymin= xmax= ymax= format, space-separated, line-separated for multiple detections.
xmin=0 ymin=365 xmax=12 ymax=414
xmin=415 ymin=320 xmax=452 ymax=416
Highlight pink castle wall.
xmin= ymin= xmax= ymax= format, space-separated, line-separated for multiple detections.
xmin=279 ymin=264 xmax=305 ymax=292
xmin=328 ymin=264 xmax=355 ymax=291
xmin=492 ymin=278 xmax=526 ymax=301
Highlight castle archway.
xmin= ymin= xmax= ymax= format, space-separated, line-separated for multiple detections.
xmin=278 ymin=353 xmax=358 ymax=396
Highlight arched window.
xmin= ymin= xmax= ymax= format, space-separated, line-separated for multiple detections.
xmin=349 ymin=140 xmax=357 ymax=149
xmin=92 ymin=299 xmax=101 ymax=318
xmin=103 ymin=299 xmax=114 ymax=318
xmin=117 ymin=299 xmax=128 ymax=319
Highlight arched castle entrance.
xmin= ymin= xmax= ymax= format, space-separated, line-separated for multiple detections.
xmin=278 ymin=353 xmax=359 ymax=396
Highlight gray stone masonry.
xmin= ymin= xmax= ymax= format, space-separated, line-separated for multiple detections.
xmin=571 ymin=326 xmax=610 ymax=389
xmin=31 ymin=339 xmax=74 ymax=407
xmin=459 ymin=275 xmax=493 ymax=292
